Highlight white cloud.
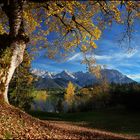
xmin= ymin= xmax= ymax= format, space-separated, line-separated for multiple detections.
xmin=94 ymin=55 xmax=112 ymax=60
xmin=127 ymin=74 xmax=140 ymax=79
xmin=67 ymin=53 xmax=113 ymax=62
xmin=67 ymin=53 xmax=82 ymax=61
xmin=97 ymin=49 xmax=138 ymax=62
xmin=118 ymin=49 xmax=138 ymax=58
xmin=66 ymin=46 xmax=139 ymax=67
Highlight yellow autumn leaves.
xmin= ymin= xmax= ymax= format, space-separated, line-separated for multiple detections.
xmin=65 ymin=82 xmax=75 ymax=106
xmin=0 ymin=1 xmax=140 ymax=57
xmin=90 ymin=41 xmax=97 ymax=49
xmin=0 ymin=24 xmax=5 ymax=34
xmin=23 ymin=10 xmax=40 ymax=34
xmin=81 ymin=44 xmax=96 ymax=52
xmin=81 ymin=41 xmax=97 ymax=52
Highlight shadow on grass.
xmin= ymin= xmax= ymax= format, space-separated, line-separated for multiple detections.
xmin=28 ymin=108 xmax=140 ymax=136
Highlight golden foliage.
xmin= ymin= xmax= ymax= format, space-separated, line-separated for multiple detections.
xmin=0 ymin=1 xmax=140 ymax=70
xmin=0 ymin=23 xmax=5 ymax=34
xmin=80 ymin=88 xmax=90 ymax=95
xmin=34 ymin=91 xmax=48 ymax=102
xmin=65 ymin=81 xmax=75 ymax=105
xmin=23 ymin=5 xmax=41 ymax=36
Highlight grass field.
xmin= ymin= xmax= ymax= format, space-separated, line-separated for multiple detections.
xmin=29 ymin=108 xmax=140 ymax=136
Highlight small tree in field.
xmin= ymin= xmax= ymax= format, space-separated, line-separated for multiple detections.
xmin=65 ymin=82 xmax=75 ymax=108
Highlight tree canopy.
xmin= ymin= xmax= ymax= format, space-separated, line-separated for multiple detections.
xmin=1 ymin=1 xmax=140 ymax=60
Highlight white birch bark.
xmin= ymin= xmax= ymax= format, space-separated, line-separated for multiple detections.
xmin=0 ymin=41 xmax=26 ymax=103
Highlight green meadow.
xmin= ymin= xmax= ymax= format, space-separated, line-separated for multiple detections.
xmin=29 ymin=108 xmax=140 ymax=137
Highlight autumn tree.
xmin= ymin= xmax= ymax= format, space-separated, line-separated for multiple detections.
xmin=65 ymin=81 xmax=75 ymax=106
xmin=9 ymin=50 xmax=34 ymax=110
xmin=0 ymin=0 xmax=140 ymax=104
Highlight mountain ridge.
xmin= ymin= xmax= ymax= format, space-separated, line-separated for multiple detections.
xmin=31 ymin=68 xmax=135 ymax=89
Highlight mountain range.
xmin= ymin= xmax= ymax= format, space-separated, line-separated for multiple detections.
xmin=31 ymin=69 xmax=135 ymax=89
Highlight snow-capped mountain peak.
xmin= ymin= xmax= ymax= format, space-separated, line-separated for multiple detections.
xmin=54 ymin=70 xmax=76 ymax=80
xmin=31 ymin=69 xmax=54 ymax=78
xmin=31 ymin=69 xmax=46 ymax=77
xmin=32 ymin=68 xmax=135 ymax=89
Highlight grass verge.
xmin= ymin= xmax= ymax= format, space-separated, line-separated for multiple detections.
xmin=29 ymin=108 xmax=140 ymax=137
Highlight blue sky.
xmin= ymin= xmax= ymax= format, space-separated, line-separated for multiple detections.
xmin=32 ymin=22 xmax=140 ymax=82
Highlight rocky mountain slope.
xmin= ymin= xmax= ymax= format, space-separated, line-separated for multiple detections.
xmin=31 ymin=69 xmax=135 ymax=89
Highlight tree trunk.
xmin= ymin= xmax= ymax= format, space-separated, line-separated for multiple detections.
xmin=0 ymin=0 xmax=28 ymax=104
xmin=0 ymin=41 xmax=26 ymax=104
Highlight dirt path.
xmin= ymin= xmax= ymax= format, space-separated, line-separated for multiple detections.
xmin=0 ymin=104 xmax=138 ymax=139
xmin=47 ymin=120 xmax=137 ymax=139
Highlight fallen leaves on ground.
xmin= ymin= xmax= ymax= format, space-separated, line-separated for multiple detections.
xmin=0 ymin=104 xmax=138 ymax=139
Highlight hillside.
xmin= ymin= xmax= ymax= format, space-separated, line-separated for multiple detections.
xmin=0 ymin=104 xmax=136 ymax=139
